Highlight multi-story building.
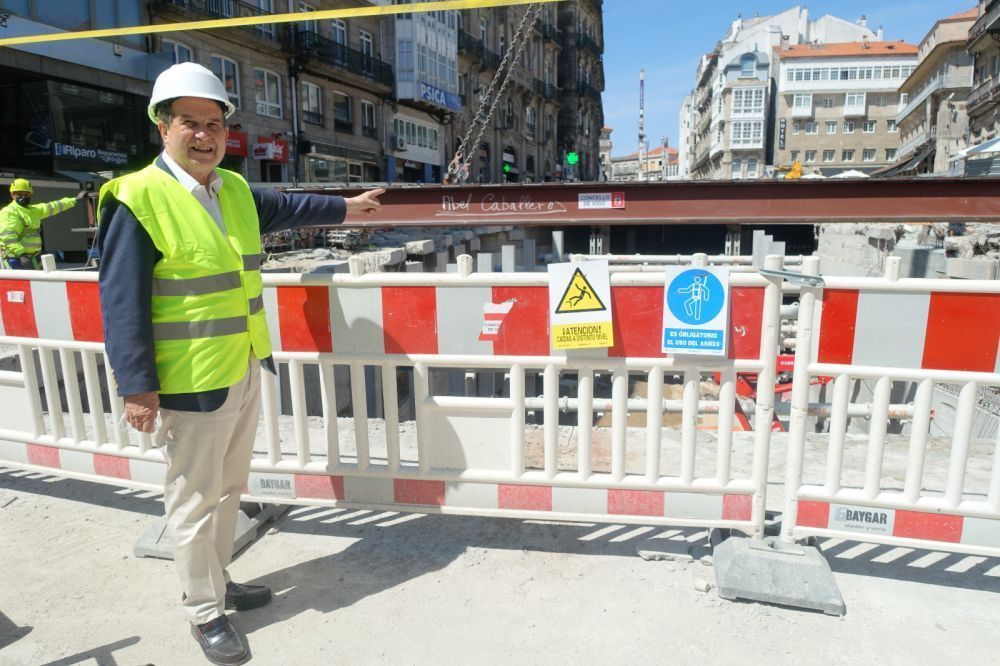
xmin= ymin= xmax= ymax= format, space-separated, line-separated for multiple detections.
xmin=609 ymin=145 xmax=678 ymax=181
xmin=966 ymin=0 xmax=1000 ymax=174
xmin=885 ymin=8 xmax=976 ymax=176
xmin=678 ymin=95 xmax=694 ymax=179
xmin=773 ymin=40 xmax=918 ymax=176
xmin=557 ymin=0 xmax=605 ymax=182
xmin=453 ymin=2 xmax=563 ymax=183
xmin=598 ymin=126 xmax=613 ymax=180
xmin=683 ymin=6 xmax=879 ymax=179
xmin=0 ymin=1 xmax=162 ymax=179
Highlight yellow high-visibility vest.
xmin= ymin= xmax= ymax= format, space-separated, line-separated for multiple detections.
xmin=100 ymin=164 xmax=271 ymax=394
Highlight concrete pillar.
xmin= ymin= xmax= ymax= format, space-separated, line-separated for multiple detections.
xmin=405 ymin=261 xmax=424 ymax=272
xmin=552 ymin=230 xmax=565 ymax=262
xmin=501 ymin=245 xmax=517 ymax=272
xmin=522 ymin=239 xmax=537 ymax=271
xmin=477 ymin=253 xmax=495 ymax=272
xmin=435 ymin=251 xmax=449 ymax=272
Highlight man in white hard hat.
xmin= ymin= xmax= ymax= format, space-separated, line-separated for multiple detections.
xmin=97 ymin=62 xmax=383 ymax=665
xmin=1 ymin=178 xmax=87 ymax=268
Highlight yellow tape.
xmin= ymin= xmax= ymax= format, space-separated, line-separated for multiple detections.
xmin=0 ymin=0 xmax=562 ymax=48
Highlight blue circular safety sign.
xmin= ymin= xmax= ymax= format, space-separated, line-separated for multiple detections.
xmin=666 ymin=270 xmax=725 ymax=325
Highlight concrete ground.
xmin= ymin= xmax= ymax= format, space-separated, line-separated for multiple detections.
xmin=1 ymin=467 xmax=999 ymax=666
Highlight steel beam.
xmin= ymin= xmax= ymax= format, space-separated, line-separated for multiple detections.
xmin=296 ymin=178 xmax=1000 ymax=227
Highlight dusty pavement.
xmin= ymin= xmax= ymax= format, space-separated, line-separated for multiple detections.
xmin=1 ymin=468 xmax=999 ymax=666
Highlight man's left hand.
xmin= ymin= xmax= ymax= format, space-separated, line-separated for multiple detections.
xmin=345 ymin=188 xmax=385 ymax=216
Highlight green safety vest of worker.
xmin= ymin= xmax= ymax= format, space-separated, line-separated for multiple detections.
xmin=99 ymin=164 xmax=272 ymax=394
xmin=0 ymin=194 xmax=77 ymax=261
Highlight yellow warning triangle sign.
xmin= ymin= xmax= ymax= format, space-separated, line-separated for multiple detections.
xmin=555 ymin=268 xmax=607 ymax=314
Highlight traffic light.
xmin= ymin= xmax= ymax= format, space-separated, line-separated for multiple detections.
xmin=566 ymin=151 xmax=579 ymax=165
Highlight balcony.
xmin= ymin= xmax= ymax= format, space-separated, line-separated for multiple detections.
xmin=302 ymin=110 xmax=324 ymax=126
xmin=969 ymin=1 xmax=1000 ymax=48
xmin=791 ymin=106 xmax=813 ymax=119
xmin=843 ymin=102 xmax=867 ymax=117
xmin=967 ymin=77 xmax=1000 ymax=115
xmin=578 ymin=82 xmax=602 ymax=103
xmin=458 ymin=31 xmax=483 ymax=57
xmin=539 ymin=22 xmax=563 ymax=46
xmin=543 ymin=83 xmax=559 ymax=100
xmin=362 ymin=125 xmax=377 ymax=139
xmin=151 ymin=0 xmax=279 ymax=41
xmin=898 ymin=126 xmax=936 ymax=160
xmin=533 ymin=77 xmax=545 ymax=97
xmin=897 ymin=72 xmax=973 ymax=125
xmin=289 ymin=30 xmax=393 ymax=88
xmin=576 ymin=33 xmax=602 ymax=57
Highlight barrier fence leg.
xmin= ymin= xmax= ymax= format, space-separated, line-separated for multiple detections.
xmin=712 ymin=256 xmax=846 ymax=616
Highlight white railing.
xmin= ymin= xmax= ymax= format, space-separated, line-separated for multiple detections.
xmin=780 ymin=256 xmax=1000 ymax=558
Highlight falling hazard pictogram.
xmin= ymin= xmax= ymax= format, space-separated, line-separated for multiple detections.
xmin=555 ymin=268 xmax=607 ymax=314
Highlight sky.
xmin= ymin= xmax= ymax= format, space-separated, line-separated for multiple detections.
xmin=601 ymin=0 xmax=977 ymax=157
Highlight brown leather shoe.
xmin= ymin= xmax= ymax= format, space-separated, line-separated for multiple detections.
xmin=224 ymin=581 xmax=272 ymax=611
xmin=191 ymin=615 xmax=249 ymax=665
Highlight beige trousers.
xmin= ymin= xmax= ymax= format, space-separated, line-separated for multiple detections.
xmin=159 ymin=358 xmax=261 ymax=625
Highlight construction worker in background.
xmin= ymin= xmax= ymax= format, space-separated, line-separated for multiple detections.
xmin=96 ymin=62 xmax=383 ymax=666
xmin=1 ymin=178 xmax=86 ymax=268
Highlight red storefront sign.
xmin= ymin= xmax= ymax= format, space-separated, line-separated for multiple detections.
xmin=252 ymin=137 xmax=288 ymax=163
xmin=225 ymin=130 xmax=248 ymax=157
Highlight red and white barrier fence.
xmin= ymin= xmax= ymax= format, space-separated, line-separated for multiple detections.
xmin=0 ymin=255 xmax=784 ymax=535
xmin=781 ymin=256 xmax=1000 ymax=557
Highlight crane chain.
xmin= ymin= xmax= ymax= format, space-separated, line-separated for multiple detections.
xmin=446 ymin=3 xmax=543 ymax=183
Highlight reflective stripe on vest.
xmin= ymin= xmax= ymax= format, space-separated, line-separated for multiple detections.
xmin=99 ymin=163 xmax=271 ymax=394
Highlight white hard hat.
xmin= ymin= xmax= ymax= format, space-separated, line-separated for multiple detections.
xmin=147 ymin=62 xmax=236 ymax=123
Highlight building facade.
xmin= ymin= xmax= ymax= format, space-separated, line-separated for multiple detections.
xmin=683 ymin=6 xmax=880 ymax=179
xmin=966 ymin=0 xmax=1000 ymax=174
xmin=773 ymin=41 xmax=918 ymax=176
xmin=888 ymin=9 xmax=976 ymax=176
xmin=609 ymin=145 xmax=678 ymax=181
xmin=0 ymin=0 xmax=606 ymax=188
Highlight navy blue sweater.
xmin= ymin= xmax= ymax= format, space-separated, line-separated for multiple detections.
xmin=97 ymin=161 xmax=346 ymax=411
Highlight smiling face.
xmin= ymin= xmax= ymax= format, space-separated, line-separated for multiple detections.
xmin=157 ymin=97 xmax=228 ymax=186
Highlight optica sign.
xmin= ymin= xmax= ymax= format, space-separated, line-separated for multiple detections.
xmin=419 ymin=82 xmax=461 ymax=112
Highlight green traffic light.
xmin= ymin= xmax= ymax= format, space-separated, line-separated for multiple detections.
xmin=566 ymin=151 xmax=579 ymax=165
xmin=503 ymin=163 xmax=512 ymax=173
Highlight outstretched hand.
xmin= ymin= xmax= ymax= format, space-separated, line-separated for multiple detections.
xmin=75 ymin=190 xmax=88 ymax=201
xmin=345 ymin=188 xmax=385 ymax=216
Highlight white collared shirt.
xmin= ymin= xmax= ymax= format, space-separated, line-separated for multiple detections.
xmin=160 ymin=150 xmax=227 ymax=236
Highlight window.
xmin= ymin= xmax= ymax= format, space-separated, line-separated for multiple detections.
xmin=254 ymin=68 xmax=282 ymax=118
xmin=885 ymin=148 xmax=897 ymax=161
xmin=842 ymin=149 xmax=854 ymax=161
xmin=793 ymin=93 xmax=812 ymax=110
xmin=790 ymin=150 xmax=800 ymax=162
xmin=805 ymin=122 xmax=819 ymax=135
xmin=731 ymin=157 xmax=742 ymax=179
xmin=887 ymin=119 xmax=898 ymax=133
xmin=843 ymin=121 xmax=856 ymax=133
xmin=805 ymin=150 xmax=816 ymax=163
xmin=333 ymin=92 xmax=352 ymax=130
xmin=731 ymin=87 xmax=765 ymax=116
xmin=747 ymin=157 xmax=758 ymax=178
xmin=331 ymin=19 xmax=347 ymax=45
xmin=298 ymin=2 xmax=318 ymax=33
xmin=822 ymin=97 xmax=835 ymax=108
xmin=792 ymin=121 xmax=801 ymax=135
xmin=210 ymin=56 xmax=240 ymax=109
xmin=731 ymin=120 xmax=763 ymax=147
xmin=302 ymin=82 xmax=323 ymax=125
xmin=480 ymin=17 xmax=487 ymax=44
xmin=826 ymin=121 xmax=837 ymax=134
xmin=863 ymin=120 xmax=876 ymax=133
xmin=162 ymin=40 xmax=193 ymax=64
xmin=863 ymin=148 xmax=876 ymax=162
xmin=899 ymin=93 xmax=909 ymax=106
xmin=525 ymin=106 xmax=536 ymax=137
xmin=740 ymin=54 xmax=756 ymax=78
xmin=360 ymin=31 xmax=373 ymax=57
xmin=874 ymin=95 xmax=887 ymax=106
xmin=823 ymin=150 xmax=835 ymax=163
xmin=845 ymin=92 xmax=865 ymax=108
xmin=361 ymin=100 xmax=376 ymax=137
